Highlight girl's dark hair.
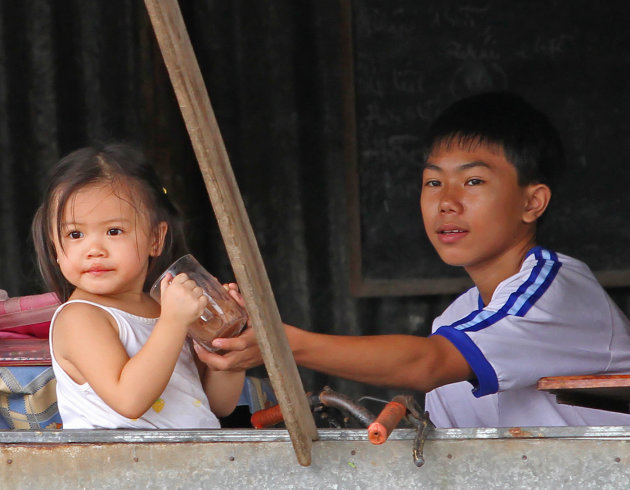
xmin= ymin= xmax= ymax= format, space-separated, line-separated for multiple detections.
xmin=423 ymin=91 xmax=565 ymax=192
xmin=32 ymin=143 xmax=187 ymax=301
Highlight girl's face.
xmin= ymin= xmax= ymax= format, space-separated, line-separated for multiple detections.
xmin=52 ymin=183 xmax=165 ymax=299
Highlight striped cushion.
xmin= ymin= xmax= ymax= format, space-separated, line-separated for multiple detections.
xmin=0 ymin=366 xmax=61 ymax=429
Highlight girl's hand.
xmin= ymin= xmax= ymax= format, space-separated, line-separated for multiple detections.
xmin=223 ymin=282 xmax=245 ymax=306
xmin=223 ymin=282 xmax=253 ymax=329
xmin=159 ymin=273 xmax=208 ymax=328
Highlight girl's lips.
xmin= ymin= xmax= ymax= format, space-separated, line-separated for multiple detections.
xmin=84 ymin=267 xmax=112 ymax=275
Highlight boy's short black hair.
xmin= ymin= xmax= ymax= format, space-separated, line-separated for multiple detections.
xmin=423 ymin=91 xmax=565 ymax=192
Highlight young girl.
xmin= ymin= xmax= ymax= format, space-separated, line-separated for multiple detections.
xmin=31 ymin=143 xmax=244 ymax=429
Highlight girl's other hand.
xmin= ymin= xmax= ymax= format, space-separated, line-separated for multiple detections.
xmin=160 ymin=272 xmax=208 ymax=327
xmin=224 ymin=282 xmax=245 ymax=306
xmin=223 ymin=282 xmax=253 ymax=330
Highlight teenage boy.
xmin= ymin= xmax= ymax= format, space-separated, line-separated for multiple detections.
xmin=200 ymin=92 xmax=630 ymax=427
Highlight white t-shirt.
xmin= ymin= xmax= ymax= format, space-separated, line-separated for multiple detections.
xmin=426 ymin=247 xmax=630 ymax=427
xmin=50 ymin=300 xmax=220 ymax=429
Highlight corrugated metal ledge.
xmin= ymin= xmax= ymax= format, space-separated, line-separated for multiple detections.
xmin=1 ymin=425 xmax=630 ymax=443
xmin=1 ymin=427 xmax=630 ymax=489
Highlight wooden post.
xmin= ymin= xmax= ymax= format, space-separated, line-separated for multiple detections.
xmin=143 ymin=0 xmax=318 ymax=466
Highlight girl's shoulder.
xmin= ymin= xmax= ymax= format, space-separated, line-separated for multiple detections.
xmin=53 ymin=300 xmax=119 ymax=332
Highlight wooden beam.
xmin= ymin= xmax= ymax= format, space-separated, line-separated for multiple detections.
xmin=538 ymin=375 xmax=630 ymax=414
xmin=143 ymin=0 xmax=318 ymax=466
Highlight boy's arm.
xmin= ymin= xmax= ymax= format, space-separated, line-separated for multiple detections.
xmin=198 ymin=324 xmax=473 ymax=392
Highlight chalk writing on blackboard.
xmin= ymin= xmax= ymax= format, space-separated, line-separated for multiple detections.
xmin=346 ymin=0 xmax=630 ymax=296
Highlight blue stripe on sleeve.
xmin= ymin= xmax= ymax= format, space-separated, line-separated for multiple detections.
xmin=431 ymin=246 xmax=562 ymax=396
xmin=434 ymin=325 xmax=499 ymax=397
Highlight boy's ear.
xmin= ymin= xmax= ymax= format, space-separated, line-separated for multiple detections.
xmin=523 ymin=184 xmax=551 ymax=223
xmin=150 ymin=221 xmax=169 ymax=257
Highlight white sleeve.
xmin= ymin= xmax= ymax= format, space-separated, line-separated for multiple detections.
xmin=433 ymin=248 xmax=630 ymax=396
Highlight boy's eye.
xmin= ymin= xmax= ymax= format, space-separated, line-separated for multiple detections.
xmin=107 ymin=228 xmax=123 ymax=236
xmin=424 ymin=179 xmax=441 ymax=187
xmin=68 ymin=231 xmax=83 ymax=239
xmin=466 ymin=178 xmax=484 ymax=186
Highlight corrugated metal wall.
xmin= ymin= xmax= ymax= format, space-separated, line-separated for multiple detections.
xmin=1 ymin=1 xmax=629 ymax=404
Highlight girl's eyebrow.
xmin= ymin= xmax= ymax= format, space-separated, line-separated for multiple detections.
xmin=61 ymin=217 xmax=132 ymax=227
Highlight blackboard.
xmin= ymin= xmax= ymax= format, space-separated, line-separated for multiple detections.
xmin=344 ymin=0 xmax=630 ymax=296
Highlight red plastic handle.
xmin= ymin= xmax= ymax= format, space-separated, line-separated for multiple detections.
xmin=250 ymin=404 xmax=284 ymax=429
xmin=367 ymin=401 xmax=406 ymax=445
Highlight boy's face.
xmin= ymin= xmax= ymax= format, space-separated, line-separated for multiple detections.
xmin=421 ymin=142 xmax=539 ymax=275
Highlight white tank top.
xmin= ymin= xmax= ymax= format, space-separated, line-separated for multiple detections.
xmin=50 ymin=299 xmax=220 ymax=429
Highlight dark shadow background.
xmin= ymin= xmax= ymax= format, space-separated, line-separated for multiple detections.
xmin=1 ymin=0 xmax=629 ymax=407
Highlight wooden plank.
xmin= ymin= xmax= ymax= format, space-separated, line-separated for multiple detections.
xmin=143 ymin=0 xmax=318 ymax=466
xmin=538 ymin=374 xmax=630 ymax=391
xmin=538 ymin=375 xmax=630 ymax=414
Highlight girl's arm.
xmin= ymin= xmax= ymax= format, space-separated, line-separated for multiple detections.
xmin=53 ymin=273 xmax=207 ymax=419
xmin=194 ymin=351 xmax=245 ymax=418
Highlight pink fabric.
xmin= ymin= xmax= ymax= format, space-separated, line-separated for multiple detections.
xmin=0 ymin=292 xmax=59 ymax=315
xmin=0 ymin=321 xmax=53 ymax=338
xmin=0 ymin=331 xmax=32 ymax=339
xmin=0 ymin=293 xmax=60 ymax=339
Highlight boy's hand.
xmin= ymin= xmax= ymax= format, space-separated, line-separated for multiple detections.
xmin=159 ymin=273 xmax=208 ymax=328
xmin=193 ymin=326 xmax=263 ymax=371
